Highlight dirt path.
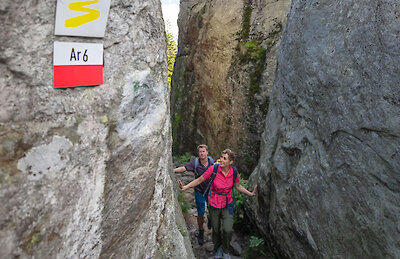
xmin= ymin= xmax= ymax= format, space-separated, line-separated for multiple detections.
xmin=184 ymin=207 xmax=248 ymax=258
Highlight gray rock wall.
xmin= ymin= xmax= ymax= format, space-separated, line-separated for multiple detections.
xmin=0 ymin=0 xmax=193 ymax=258
xmin=247 ymin=0 xmax=400 ymax=258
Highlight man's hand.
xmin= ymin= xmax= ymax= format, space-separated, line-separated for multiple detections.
xmin=174 ymin=166 xmax=186 ymax=173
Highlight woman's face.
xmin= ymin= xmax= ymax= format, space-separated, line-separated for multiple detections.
xmin=219 ymin=153 xmax=233 ymax=168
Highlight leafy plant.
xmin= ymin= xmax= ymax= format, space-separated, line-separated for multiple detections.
xmin=166 ymin=22 xmax=178 ymax=91
xmin=249 ymin=235 xmax=265 ymax=249
xmin=244 ymin=235 xmax=270 ymax=258
xmin=175 ymin=152 xmax=192 ymax=164
xmin=233 ymin=173 xmax=247 ymax=231
xmin=177 ymin=189 xmax=192 ymax=214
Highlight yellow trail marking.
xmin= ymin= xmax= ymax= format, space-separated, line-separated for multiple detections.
xmin=65 ymin=0 xmax=100 ymax=27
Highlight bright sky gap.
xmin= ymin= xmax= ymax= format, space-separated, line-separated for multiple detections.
xmin=161 ymin=0 xmax=179 ymax=42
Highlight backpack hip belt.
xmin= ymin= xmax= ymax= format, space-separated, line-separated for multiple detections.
xmin=210 ymin=189 xmax=232 ymax=208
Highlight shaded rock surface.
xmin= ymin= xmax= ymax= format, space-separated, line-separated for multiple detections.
xmin=171 ymin=0 xmax=291 ymax=174
xmin=226 ymin=0 xmax=291 ymax=173
xmin=171 ymin=0 xmax=244 ymax=159
xmin=0 ymin=0 xmax=193 ymax=258
xmin=247 ymin=0 xmax=400 ymax=258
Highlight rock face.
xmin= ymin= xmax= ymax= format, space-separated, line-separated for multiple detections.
xmin=226 ymin=0 xmax=291 ymax=172
xmin=247 ymin=0 xmax=400 ymax=258
xmin=0 ymin=0 xmax=193 ymax=258
xmin=171 ymin=0 xmax=244 ymax=158
xmin=171 ymin=0 xmax=291 ymax=173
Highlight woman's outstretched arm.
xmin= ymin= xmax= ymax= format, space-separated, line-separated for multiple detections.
xmin=234 ymin=183 xmax=257 ymax=197
xmin=178 ymin=176 xmax=206 ymax=191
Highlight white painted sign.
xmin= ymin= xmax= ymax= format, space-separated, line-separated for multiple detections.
xmin=54 ymin=41 xmax=103 ymax=65
xmin=53 ymin=42 xmax=103 ymax=88
xmin=55 ymin=0 xmax=111 ymax=38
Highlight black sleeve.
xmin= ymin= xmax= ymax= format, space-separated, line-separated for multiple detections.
xmin=184 ymin=160 xmax=195 ymax=172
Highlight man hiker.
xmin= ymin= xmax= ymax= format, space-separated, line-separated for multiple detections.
xmin=173 ymin=144 xmax=215 ymax=245
xmin=178 ymin=149 xmax=257 ymax=259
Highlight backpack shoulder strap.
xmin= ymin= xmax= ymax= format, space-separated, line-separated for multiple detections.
xmin=194 ymin=157 xmax=199 ymax=177
xmin=203 ymin=164 xmax=219 ymax=196
xmin=231 ymin=166 xmax=238 ymax=205
xmin=208 ymin=156 xmax=215 ymax=164
xmin=232 ymin=166 xmax=238 ymax=185
xmin=213 ymin=163 xmax=219 ymax=175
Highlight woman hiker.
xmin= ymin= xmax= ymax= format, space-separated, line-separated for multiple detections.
xmin=178 ymin=149 xmax=257 ymax=259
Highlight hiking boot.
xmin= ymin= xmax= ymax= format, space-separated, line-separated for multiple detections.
xmin=223 ymin=252 xmax=231 ymax=259
xmin=215 ymin=246 xmax=223 ymax=259
xmin=197 ymin=229 xmax=204 ymax=245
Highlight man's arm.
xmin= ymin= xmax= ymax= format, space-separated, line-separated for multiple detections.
xmin=173 ymin=166 xmax=186 ymax=173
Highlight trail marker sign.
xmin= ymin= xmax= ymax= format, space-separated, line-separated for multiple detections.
xmin=53 ymin=41 xmax=103 ymax=88
xmin=55 ymin=0 xmax=111 ymax=37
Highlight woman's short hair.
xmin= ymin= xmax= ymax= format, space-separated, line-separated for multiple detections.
xmin=221 ymin=149 xmax=235 ymax=162
xmin=197 ymin=144 xmax=208 ymax=151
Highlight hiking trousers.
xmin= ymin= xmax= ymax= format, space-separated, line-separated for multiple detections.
xmin=209 ymin=206 xmax=234 ymax=254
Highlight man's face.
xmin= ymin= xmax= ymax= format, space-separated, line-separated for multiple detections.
xmin=219 ymin=153 xmax=233 ymax=168
xmin=198 ymin=147 xmax=208 ymax=159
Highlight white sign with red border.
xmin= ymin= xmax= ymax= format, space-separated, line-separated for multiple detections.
xmin=53 ymin=41 xmax=103 ymax=88
xmin=55 ymin=0 xmax=111 ymax=38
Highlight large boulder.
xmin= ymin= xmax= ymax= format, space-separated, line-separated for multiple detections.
xmin=247 ymin=0 xmax=400 ymax=258
xmin=0 ymin=0 xmax=193 ymax=258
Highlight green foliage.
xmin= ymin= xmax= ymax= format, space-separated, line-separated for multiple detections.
xmin=176 ymin=152 xmax=192 ymax=164
xmin=244 ymin=235 xmax=269 ymax=258
xmin=166 ymin=24 xmax=178 ymax=91
xmin=171 ymin=80 xmax=183 ymax=151
xmin=249 ymin=235 xmax=265 ymax=248
xmin=232 ymin=174 xmax=276 ymax=258
xmin=21 ymin=230 xmax=42 ymax=254
xmin=244 ymin=40 xmax=266 ymax=62
xmin=172 ymin=112 xmax=181 ymax=137
xmin=241 ymin=5 xmax=252 ymax=41
xmin=233 ymin=1 xmax=283 ymax=108
xmin=178 ymin=223 xmax=187 ymax=237
xmin=31 ymin=233 xmax=42 ymax=245
xmin=237 ymin=39 xmax=267 ymax=103
xmin=177 ymin=190 xmax=192 ymax=214
xmin=233 ymin=173 xmax=247 ymax=230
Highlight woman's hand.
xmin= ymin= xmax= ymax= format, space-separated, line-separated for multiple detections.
xmin=249 ymin=185 xmax=257 ymax=197
xmin=178 ymin=176 xmax=205 ymax=191
xmin=178 ymin=180 xmax=187 ymax=191
xmin=235 ymin=183 xmax=257 ymax=197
